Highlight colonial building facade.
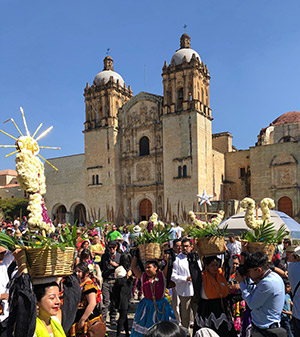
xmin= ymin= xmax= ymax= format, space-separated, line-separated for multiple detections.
xmin=44 ymin=34 xmax=300 ymax=224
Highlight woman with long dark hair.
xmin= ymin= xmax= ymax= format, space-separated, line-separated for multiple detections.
xmin=194 ymin=255 xmax=237 ymax=337
xmin=69 ymin=262 xmax=101 ymax=337
xmin=130 ymin=256 xmax=177 ymax=337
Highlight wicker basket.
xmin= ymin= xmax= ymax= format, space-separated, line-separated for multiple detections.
xmin=21 ymin=247 xmax=75 ymax=279
xmin=139 ymin=243 xmax=162 ymax=261
xmin=196 ymin=237 xmax=225 ymax=257
xmin=241 ymin=241 xmax=276 ymax=262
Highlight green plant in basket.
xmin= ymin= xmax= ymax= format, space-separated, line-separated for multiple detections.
xmin=241 ymin=221 xmax=288 ymax=243
xmin=0 ymin=220 xmax=104 ymax=252
xmin=188 ymin=210 xmax=227 ymax=238
xmin=135 ymin=222 xmax=172 ymax=245
xmin=189 ymin=223 xmax=229 ymax=238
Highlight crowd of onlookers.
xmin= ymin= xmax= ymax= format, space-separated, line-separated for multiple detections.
xmin=0 ymin=220 xmax=300 ymax=337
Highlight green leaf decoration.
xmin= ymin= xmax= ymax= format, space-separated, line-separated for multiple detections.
xmin=241 ymin=221 xmax=289 ymax=243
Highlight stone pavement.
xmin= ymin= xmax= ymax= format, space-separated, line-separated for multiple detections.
xmin=105 ymin=299 xmax=138 ymax=337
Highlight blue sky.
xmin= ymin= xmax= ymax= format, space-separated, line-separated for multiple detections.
xmin=1 ymin=0 xmax=300 ymax=171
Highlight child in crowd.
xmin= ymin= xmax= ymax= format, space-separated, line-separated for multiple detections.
xmin=281 ymin=279 xmax=294 ymax=337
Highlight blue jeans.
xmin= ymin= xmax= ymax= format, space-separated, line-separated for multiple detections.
xmin=281 ymin=316 xmax=294 ymax=337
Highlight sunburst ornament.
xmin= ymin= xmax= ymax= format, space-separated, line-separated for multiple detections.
xmin=0 ymin=107 xmax=60 ymax=234
xmin=0 ymin=107 xmax=60 ymax=170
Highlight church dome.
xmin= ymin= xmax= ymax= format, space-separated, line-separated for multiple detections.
xmin=171 ymin=48 xmax=201 ymax=65
xmin=93 ymin=55 xmax=125 ymax=87
xmin=270 ymin=111 xmax=300 ymax=126
xmin=94 ymin=70 xmax=125 ymax=86
xmin=170 ymin=33 xmax=201 ymax=65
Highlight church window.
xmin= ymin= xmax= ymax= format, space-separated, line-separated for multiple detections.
xmin=95 ymin=175 xmax=99 ymax=185
xmin=201 ymin=88 xmax=204 ymax=103
xmin=239 ymin=167 xmax=246 ymax=178
xmin=92 ymin=175 xmax=95 ymax=185
xmin=178 ymin=166 xmax=182 ymax=178
xmin=183 ymin=165 xmax=187 ymax=177
xmin=139 ymin=136 xmax=150 ymax=156
xmin=177 ymin=88 xmax=183 ymax=110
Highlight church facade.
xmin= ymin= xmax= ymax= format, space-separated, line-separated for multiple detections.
xmin=44 ymin=34 xmax=300 ymax=224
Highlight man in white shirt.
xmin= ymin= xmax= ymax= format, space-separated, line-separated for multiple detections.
xmin=171 ymin=238 xmax=201 ymax=328
xmin=175 ymin=223 xmax=184 ymax=238
xmin=227 ymin=235 xmax=241 ymax=256
xmin=0 ymin=245 xmax=14 ymax=337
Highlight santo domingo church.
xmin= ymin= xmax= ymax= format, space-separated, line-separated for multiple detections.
xmin=44 ymin=34 xmax=300 ymax=224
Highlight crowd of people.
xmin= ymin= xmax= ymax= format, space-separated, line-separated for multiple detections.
xmin=0 ymin=220 xmax=300 ymax=337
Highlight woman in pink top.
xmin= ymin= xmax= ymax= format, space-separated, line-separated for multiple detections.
xmin=130 ymin=256 xmax=177 ymax=337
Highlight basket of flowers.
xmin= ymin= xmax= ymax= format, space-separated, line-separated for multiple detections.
xmin=240 ymin=197 xmax=288 ymax=261
xmin=0 ymin=108 xmax=81 ymax=278
xmin=189 ymin=210 xmax=227 ymax=256
xmin=136 ymin=213 xmax=171 ymax=261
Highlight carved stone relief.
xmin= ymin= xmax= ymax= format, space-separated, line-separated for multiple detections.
xmin=137 ymin=163 xmax=151 ymax=181
xmin=271 ymin=153 xmax=297 ymax=187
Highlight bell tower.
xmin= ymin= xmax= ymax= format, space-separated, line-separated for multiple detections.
xmin=83 ymin=56 xmax=133 ymax=219
xmin=162 ymin=33 xmax=211 ymax=117
xmin=161 ymin=34 xmax=213 ymax=213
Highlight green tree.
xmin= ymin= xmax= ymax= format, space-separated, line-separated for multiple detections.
xmin=0 ymin=198 xmax=29 ymax=221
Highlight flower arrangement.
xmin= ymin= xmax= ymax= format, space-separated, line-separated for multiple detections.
xmin=240 ymin=197 xmax=275 ymax=230
xmin=240 ymin=197 xmax=288 ymax=243
xmin=138 ymin=212 xmax=165 ymax=232
xmin=188 ymin=210 xmax=227 ymax=238
xmin=136 ymin=213 xmax=171 ymax=245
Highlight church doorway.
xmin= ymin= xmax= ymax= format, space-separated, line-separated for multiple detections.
xmin=55 ymin=205 xmax=67 ymax=224
xmin=278 ymin=197 xmax=293 ymax=217
xmin=139 ymin=198 xmax=152 ymax=221
xmin=74 ymin=204 xmax=87 ymax=225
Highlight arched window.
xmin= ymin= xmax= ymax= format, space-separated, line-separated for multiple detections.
xmin=92 ymin=175 xmax=95 ymax=185
xmin=178 ymin=166 xmax=182 ymax=178
xmin=177 ymin=88 xmax=183 ymax=110
xmin=139 ymin=136 xmax=150 ymax=156
xmin=95 ymin=175 xmax=99 ymax=185
xmin=183 ymin=165 xmax=187 ymax=177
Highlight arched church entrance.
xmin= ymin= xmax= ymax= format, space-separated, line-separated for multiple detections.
xmin=139 ymin=199 xmax=152 ymax=221
xmin=278 ymin=197 xmax=293 ymax=217
xmin=74 ymin=204 xmax=87 ymax=225
xmin=55 ymin=205 xmax=67 ymax=224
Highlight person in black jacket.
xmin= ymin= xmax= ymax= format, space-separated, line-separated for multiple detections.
xmin=113 ymin=252 xmax=133 ymax=337
xmin=100 ymin=240 xmax=121 ymax=324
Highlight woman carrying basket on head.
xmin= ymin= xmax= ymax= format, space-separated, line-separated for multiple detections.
xmin=130 ymin=255 xmax=177 ymax=337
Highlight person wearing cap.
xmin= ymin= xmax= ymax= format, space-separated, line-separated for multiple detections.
xmin=287 ymin=245 xmax=300 ymax=336
xmin=0 ymin=245 xmax=14 ymax=337
xmin=236 ymin=251 xmax=286 ymax=336
xmin=100 ymin=240 xmax=121 ymax=325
